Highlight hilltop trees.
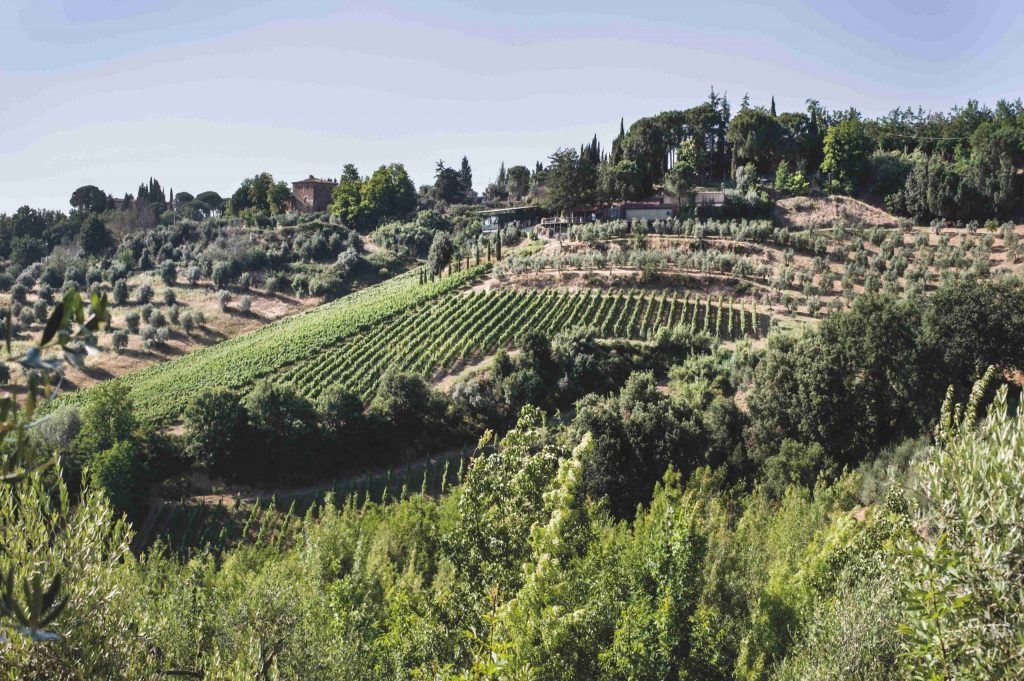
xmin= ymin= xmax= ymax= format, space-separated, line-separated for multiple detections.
xmin=727 ymin=106 xmax=783 ymax=174
xmin=619 ymin=117 xmax=668 ymax=195
xmin=330 ymin=163 xmax=366 ymax=226
xmin=506 ymin=164 xmax=531 ymax=199
xmin=195 ymin=190 xmax=224 ymax=214
xmin=544 ymin=147 xmax=597 ymax=217
xmin=821 ymin=116 xmax=874 ymax=194
xmin=432 ymin=157 xmax=475 ymax=204
xmin=70 ymin=185 xmax=109 ymax=213
xmin=433 ymin=160 xmax=465 ymax=204
xmin=332 ymin=163 xmax=417 ymax=231
xmin=362 ymin=163 xmax=417 ymax=224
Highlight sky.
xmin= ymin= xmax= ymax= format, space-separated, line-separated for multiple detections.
xmin=1 ymin=0 xmax=1022 ymax=214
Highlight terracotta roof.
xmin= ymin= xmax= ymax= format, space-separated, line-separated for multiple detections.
xmin=293 ymin=175 xmax=337 ymax=185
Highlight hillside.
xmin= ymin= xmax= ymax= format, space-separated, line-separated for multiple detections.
xmin=58 ymin=205 xmax=1024 ymax=426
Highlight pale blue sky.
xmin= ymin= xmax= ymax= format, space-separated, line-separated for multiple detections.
xmin=1 ymin=0 xmax=1022 ymax=213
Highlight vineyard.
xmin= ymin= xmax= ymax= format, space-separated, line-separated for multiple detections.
xmin=277 ymin=287 xmax=769 ymax=403
xmin=63 ymin=265 xmax=490 ymax=422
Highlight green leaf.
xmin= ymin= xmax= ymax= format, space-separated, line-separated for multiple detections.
xmin=39 ymin=302 xmax=65 ymax=348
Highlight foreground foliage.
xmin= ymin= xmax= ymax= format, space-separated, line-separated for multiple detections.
xmin=4 ymin=373 xmax=1023 ymax=678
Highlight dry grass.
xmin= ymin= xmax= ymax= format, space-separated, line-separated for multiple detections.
xmin=775 ymin=195 xmax=900 ymax=230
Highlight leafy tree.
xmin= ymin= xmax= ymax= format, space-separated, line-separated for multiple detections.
xmin=897 ymin=379 xmax=1024 ymax=679
xmin=620 ymin=117 xmax=668 ymax=194
xmin=544 ymin=147 xmax=597 ymax=218
xmin=135 ymin=283 xmax=154 ymax=304
xmin=229 ymin=172 xmax=276 ymax=213
xmin=433 ymin=161 xmax=465 ymax=204
xmin=78 ymin=215 xmax=114 ymax=256
xmin=330 ymin=164 xmax=366 ymax=227
xmin=112 ymin=278 xmax=129 ymax=305
xmin=963 ymin=116 xmax=1024 ymax=219
xmin=574 ymin=371 xmax=700 ymax=517
xmin=315 ymin=385 xmax=365 ymax=441
xmin=195 ymin=190 xmax=224 ymax=214
xmin=243 ymin=381 xmax=320 ymax=476
xmin=727 ymin=106 xmax=783 ymax=174
xmin=9 ymin=236 xmax=46 ymax=271
xmin=267 ymin=180 xmax=292 ymax=215
xmin=369 ymin=371 xmax=449 ymax=456
xmin=111 ymin=329 xmax=129 ymax=351
xmin=172 ymin=191 xmax=195 ymax=208
xmin=69 ymin=185 xmax=108 ymax=213
xmin=922 ymin=278 xmax=1024 ymax=389
xmin=774 ymin=160 xmax=810 ymax=196
xmin=74 ymin=382 xmax=138 ymax=464
xmin=445 ymin=406 xmax=561 ymax=592
xmin=865 ymin=150 xmax=913 ymax=200
xmin=745 ymin=293 xmax=940 ymax=471
xmin=427 ymin=230 xmax=454 ymax=277
xmin=506 ymin=165 xmax=531 ymax=199
xmin=211 ymin=260 xmax=233 ymax=288
xmin=159 ymin=259 xmax=177 ymax=286
xmin=665 ymin=140 xmax=699 ymax=198
xmin=599 ymin=159 xmax=644 ymax=202
xmin=91 ymin=441 xmax=147 ymax=519
xmin=183 ymin=387 xmax=248 ymax=472
xmin=821 ymin=117 xmax=874 ymax=194
xmin=360 ymin=163 xmax=417 ymax=228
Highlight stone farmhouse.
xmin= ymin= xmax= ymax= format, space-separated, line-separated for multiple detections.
xmin=287 ymin=175 xmax=337 ymax=213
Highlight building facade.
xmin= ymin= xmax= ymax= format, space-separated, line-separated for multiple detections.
xmin=291 ymin=176 xmax=337 ymax=213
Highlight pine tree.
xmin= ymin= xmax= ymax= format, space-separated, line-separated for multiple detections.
xmin=770 ymin=96 xmax=777 ymax=116
xmin=459 ymin=156 xmax=473 ymax=198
